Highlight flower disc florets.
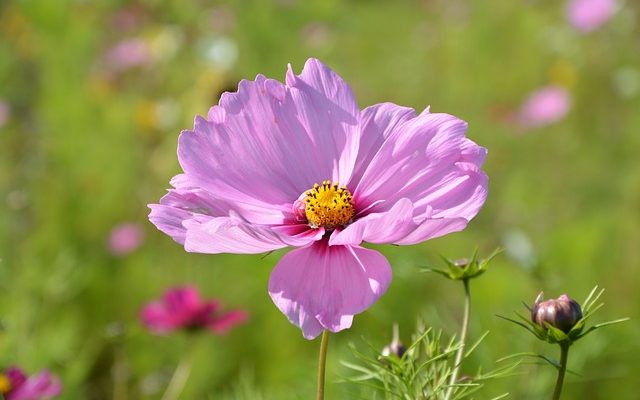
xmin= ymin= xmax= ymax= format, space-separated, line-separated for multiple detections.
xmin=303 ymin=180 xmax=355 ymax=229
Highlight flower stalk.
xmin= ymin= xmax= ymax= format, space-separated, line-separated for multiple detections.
xmin=444 ymin=278 xmax=471 ymax=400
xmin=316 ymin=330 xmax=330 ymax=400
xmin=161 ymin=354 xmax=193 ymax=400
xmin=552 ymin=343 xmax=569 ymax=400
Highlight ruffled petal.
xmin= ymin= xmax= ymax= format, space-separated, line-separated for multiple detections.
xmin=286 ymin=58 xmax=360 ymax=184
xmin=175 ymin=59 xmax=360 ymax=225
xmin=148 ymin=173 xmax=292 ymax=247
xmin=268 ymin=241 xmax=391 ymax=339
xmin=183 ymin=216 xmax=324 ymax=255
xmin=354 ymin=111 xmax=488 ymax=223
xmin=178 ymin=92 xmax=310 ymax=215
xmin=348 ymin=102 xmax=417 ymax=188
xmin=329 ymin=198 xmax=472 ymax=246
xmin=329 ymin=198 xmax=416 ymax=245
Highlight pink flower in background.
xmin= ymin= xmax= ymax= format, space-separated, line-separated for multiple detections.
xmin=518 ymin=86 xmax=571 ymax=129
xmin=0 ymin=367 xmax=62 ymax=400
xmin=0 ymin=101 xmax=10 ymax=128
xmin=567 ymin=0 xmax=616 ymax=33
xmin=140 ymin=286 xmax=248 ymax=334
xmin=148 ymin=58 xmax=488 ymax=339
xmin=105 ymin=38 xmax=151 ymax=71
xmin=108 ymin=223 xmax=144 ymax=256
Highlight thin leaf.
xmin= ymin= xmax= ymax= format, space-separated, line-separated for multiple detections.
xmin=464 ymin=330 xmax=490 ymax=358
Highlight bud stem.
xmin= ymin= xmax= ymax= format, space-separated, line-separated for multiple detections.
xmin=316 ymin=330 xmax=330 ymax=400
xmin=552 ymin=343 xmax=570 ymax=400
xmin=444 ymin=278 xmax=471 ymax=400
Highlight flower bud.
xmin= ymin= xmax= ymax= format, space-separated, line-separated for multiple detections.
xmin=531 ymin=292 xmax=583 ymax=333
xmin=381 ymin=323 xmax=406 ymax=359
xmin=382 ymin=340 xmax=406 ymax=359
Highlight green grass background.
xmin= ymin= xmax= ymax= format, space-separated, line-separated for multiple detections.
xmin=1 ymin=0 xmax=639 ymax=398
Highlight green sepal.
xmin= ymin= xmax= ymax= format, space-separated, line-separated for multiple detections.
xmin=421 ymin=247 xmax=502 ymax=281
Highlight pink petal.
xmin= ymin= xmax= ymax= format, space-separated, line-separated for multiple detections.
xmin=567 ymin=0 xmax=616 ymax=33
xmin=150 ymin=175 xmax=325 ymax=254
xmin=140 ymin=301 xmax=179 ymax=333
xmin=329 ymin=198 xmax=417 ymax=245
xmin=8 ymin=371 xmax=62 ymax=400
xmin=4 ymin=367 xmax=27 ymax=389
xmin=349 ymin=102 xmax=417 ymax=188
xmin=163 ymin=286 xmax=202 ymax=314
xmin=268 ymin=241 xmax=392 ymax=339
xmin=518 ymin=86 xmax=571 ymax=129
xmin=354 ymin=111 xmax=488 ymax=224
xmin=149 ymin=174 xmax=315 ymax=249
xmin=178 ymin=106 xmax=301 ymax=219
xmin=207 ymin=310 xmax=249 ymax=334
xmin=329 ymin=198 xmax=473 ymax=246
xmin=285 ymin=58 xmax=360 ymax=184
xmin=182 ymin=216 xmax=324 ymax=254
xmin=108 ymin=223 xmax=144 ymax=256
xmin=177 ymin=61 xmax=359 ymax=218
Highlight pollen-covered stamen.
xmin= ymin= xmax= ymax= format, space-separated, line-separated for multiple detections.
xmin=304 ymin=180 xmax=355 ymax=229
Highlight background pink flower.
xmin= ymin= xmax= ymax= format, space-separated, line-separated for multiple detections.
xmin=105 ymin=38 xmax=151 ymax=71
xmin=108 ymin=223 xmax=144 ymax=256
xmin=0 ymin=367 xmax=61 ymax=400
xmin=140 ymin=286 xmax=249 ymax=334
xmin=518 ymin=86 xmax=571 ymax=129
xmin=0 ymin=101 xmax=10 ymax=128
xmin=567 ymin=0 xmax=616 ymax=33
xmin=149 ymin=58 xmax=488 ymax=339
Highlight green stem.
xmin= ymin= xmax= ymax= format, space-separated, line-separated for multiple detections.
xmin=316 ymin=330 xmax=330 ymax=400
xmin=552 ymin=343 xmax=570 ymax=400
xmin=444 ymin=279 xmax=471 ymax=400
xmin=161 ymin=352 xmax=193 ymax=400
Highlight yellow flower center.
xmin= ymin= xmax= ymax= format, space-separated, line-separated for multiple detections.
xmin=0 ymin=374 xmax=12 ymax=394
xmin=303 ymin=180 xmax=355 ymax=229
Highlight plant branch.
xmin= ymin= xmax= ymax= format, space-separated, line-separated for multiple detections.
xmin=317 ymin=330 xmax=330 ymax=400
xmin=445 ymin=279 xmax=471 ymax=400
xmin=552 ymin=343 xmax=569 ymax=400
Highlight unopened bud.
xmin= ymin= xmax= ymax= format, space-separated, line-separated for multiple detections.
xmin=381 ymin=323 xmax=406 ymax=359
xmin=382 ymin=341 xmax=406 ymax=359
xmin=531 ymin=292 xmax=583 ymax=333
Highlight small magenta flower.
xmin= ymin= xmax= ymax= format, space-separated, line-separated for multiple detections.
xmin=518 ymin=86 xmax=571 ymax=129
xmin=108 ymin=223 xmax=144 ymax=256
xmin=531 ymin=292 xmax=583 ymax=334
xmin=567 ymin=0 xmax=616 ymax=33
xmin=149 ymin=58 xmax=488 ymax=339
xmin=140 ymin=286 xmax=248 ymax=334
xmin=0 ymin=367 xmax=62 ymax=400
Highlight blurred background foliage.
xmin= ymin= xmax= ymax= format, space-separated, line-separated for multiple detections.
xmin=1 ymin=0 xmax=639 ymax=398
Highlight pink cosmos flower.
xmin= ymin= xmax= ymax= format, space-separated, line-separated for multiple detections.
xmin=567 ymin=0 xmax=616 ymax=33
xmin=518 ymin=86 xmax=571 ymax=129
xmin=108 ymin=223 xmax=144 ymax=256
xmin=148 ymin=58 xmax=488 ymax=339
xmin=105 ymin=38 xmax=151 ymax=71
xmin=0 ymin=367 xmax=62 ymax=400
xmin=140 ymin=286 xmax=248 ymax=334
